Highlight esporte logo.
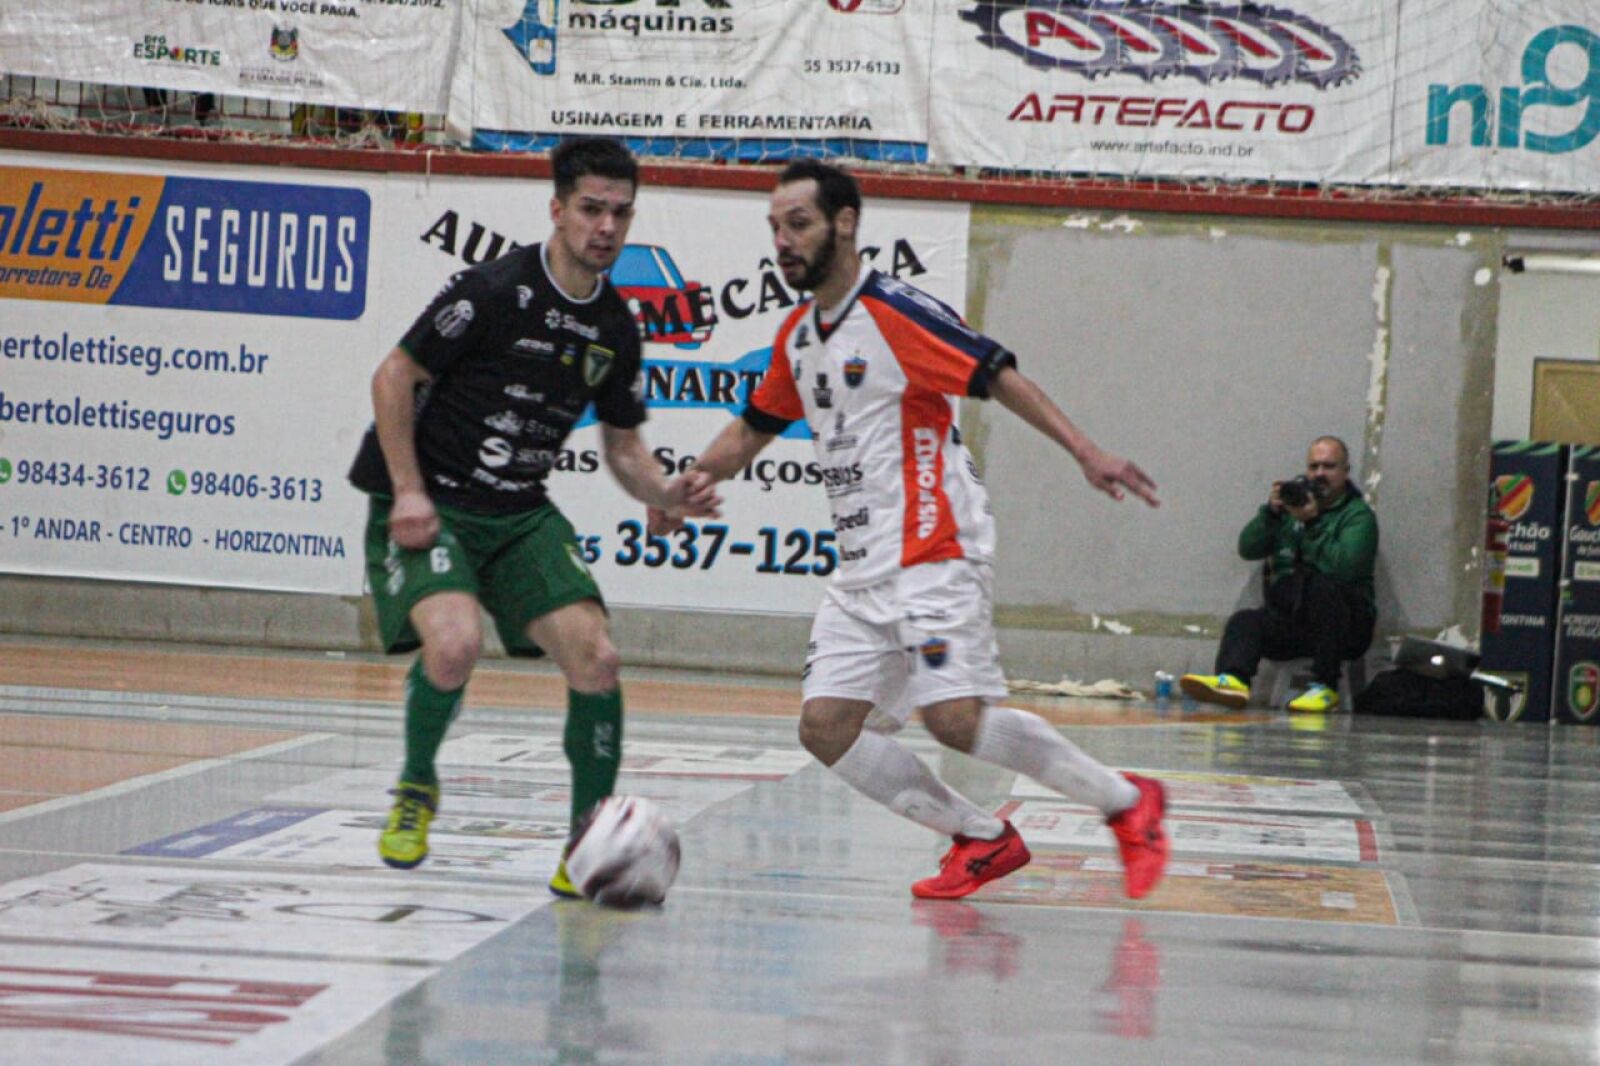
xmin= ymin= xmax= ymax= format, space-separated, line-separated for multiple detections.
xmin=960 ymin=0 xmax=1359 ymax=88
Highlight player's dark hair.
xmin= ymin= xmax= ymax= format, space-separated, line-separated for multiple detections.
xmin=551 ymin=137 xmax=638 ymax=199
xmin=777 ymin=159 xmax=861 ymax=220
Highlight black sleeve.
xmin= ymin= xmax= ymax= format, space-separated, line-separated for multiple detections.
xmin=741 ymin=404 xmax=793 ymax=435
xmin=397 ymin=270 xmax=493 ymax=376
xmin=593 ymin=316 xmax=647 ymax=430
xmin=966 ymin=346 xmax=1018 ymax=399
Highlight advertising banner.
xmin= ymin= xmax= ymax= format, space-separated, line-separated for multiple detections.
xmin=0 ymin=153 xmax=378 ymax=595
xmin=453 ymin=0 xmax=929 ymax=160
xmin=459 ymin=0 xmax=1599 ymax=191
xmin=0 ymin=2 xmax=463 ymax=113
xmin=1555 ymin=445 xmax=1600 ymax=725
xmin=924 ymin=0 xmax=1598 ymax=193
xmin=929 ymin=0 xmax=1398 ymax=182
xmin=0 ymin=150 xmax=971 ymax=613
xmin=1389 ymin=3 xmax=1600 ymax=193
xmin=380 ymin=170 xmax=970 ymax=614
xmin=1480 ymin=441 xmax=1567 ymax=723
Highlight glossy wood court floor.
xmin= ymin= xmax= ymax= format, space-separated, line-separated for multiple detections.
xmin=1 ymin=637 xmax=1597 ymax=1065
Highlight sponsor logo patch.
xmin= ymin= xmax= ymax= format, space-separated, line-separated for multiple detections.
xmin=435 ymin=299 xmax=475 ymax=338
xmin=582 ymin=343 xmax=615 ymax=386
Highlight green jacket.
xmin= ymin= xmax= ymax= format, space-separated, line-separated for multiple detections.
xmin=1238 ymin=488 xmax=1378 ymax=609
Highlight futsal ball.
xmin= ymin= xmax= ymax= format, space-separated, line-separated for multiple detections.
xmin=565 ymin=795 xmax=681 ymax=908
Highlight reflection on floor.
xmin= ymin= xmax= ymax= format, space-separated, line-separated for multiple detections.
xmin=0 ymin=639 xmax=1597 ymax=1065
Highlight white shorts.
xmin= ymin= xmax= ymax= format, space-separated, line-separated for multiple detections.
xmin=802 ymin=558 xmax=1007 ymax=729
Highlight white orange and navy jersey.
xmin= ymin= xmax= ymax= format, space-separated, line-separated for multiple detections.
xmin=743 ymin=266 xmax=1017 ymax=589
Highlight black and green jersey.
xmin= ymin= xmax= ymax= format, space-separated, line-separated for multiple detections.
xmin=1238 ymin=488 xmax=1379 ymax=609
xmin=349 ymin=243 xmax=645 ymax=514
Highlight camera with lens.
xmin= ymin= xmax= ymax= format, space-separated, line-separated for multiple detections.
xmin=1279 ymin=475 xmax=1315 ymax=509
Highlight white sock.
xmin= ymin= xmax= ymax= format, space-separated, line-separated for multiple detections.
xmin=830 ymin=731 xmax=1004 ymax=840
xmin=972 ymin=705 xmax=1140 ymax=815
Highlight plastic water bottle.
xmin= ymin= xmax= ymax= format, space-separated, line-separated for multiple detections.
xmin=1153 ymin=671 xmax=1174 ymax=709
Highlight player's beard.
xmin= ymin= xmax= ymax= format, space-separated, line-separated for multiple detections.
xmin=789 ymin=223 xmax=837 ymax=293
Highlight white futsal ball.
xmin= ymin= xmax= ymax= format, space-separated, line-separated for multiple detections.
xmin=566 ymin=795 xmax=681 ymax=907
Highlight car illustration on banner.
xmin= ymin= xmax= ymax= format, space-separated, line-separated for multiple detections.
xmin=609 ymin=244 xmax=716 ymax=349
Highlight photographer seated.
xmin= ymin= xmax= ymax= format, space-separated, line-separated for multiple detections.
xmin=1181 ymin=436 xmax=1378 ymax=713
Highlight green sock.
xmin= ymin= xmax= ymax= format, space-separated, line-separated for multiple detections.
xmin=565 ymin=687 xmax=624 ymax=834
xmin=400 ymin=659 xmax=463 ymax=788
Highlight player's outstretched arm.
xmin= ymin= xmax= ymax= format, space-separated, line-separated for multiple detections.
xmin=647 ymin=419 xmax=775 ymax=535
xmin=372 ymin=346 xmax=441 ymax=549
xmin=600 ymin=424 xmax=723 ymax=517
xmin=989 ymin=366 xmax=1160 ymax=507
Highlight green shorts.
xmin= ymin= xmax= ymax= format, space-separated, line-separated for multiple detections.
xmin=363 ymin=495 xmax=602 ymax=658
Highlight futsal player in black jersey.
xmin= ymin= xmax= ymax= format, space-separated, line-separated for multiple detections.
xmin=348 ymin=137 xmax=718 ymax=892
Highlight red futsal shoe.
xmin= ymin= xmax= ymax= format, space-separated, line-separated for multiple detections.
xmin=911 ymin=821 xmax=1031 ymax=900
xmin=1107 ymin=773 xmax=1170 ymax=899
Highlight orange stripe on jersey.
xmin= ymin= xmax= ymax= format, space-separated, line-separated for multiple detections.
xmin=862 ymin=295 xmax=979 ymax=396
xmin=901 ymin=387 xmax=964 ymax=568
xmin=749 ymin=303 xmax=809 ymax=422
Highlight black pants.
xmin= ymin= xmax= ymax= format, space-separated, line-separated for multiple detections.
xmin=1216 ymin=572 xmax=1375 ymax=689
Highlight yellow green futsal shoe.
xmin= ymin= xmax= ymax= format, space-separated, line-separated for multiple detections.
xmin=549 ymin=858 xmax=582 ymax=899
xmin=1179 ymin=673 xmax=1251 ymax=710
xmin=379 ymin=782 xmax=438 ymax=869
xmin=1288 ymin=683 xmax=1340 ymax=714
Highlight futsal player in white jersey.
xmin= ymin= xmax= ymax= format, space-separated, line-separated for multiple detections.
xmin=655 ymin=160 xmax=1170 ymax=899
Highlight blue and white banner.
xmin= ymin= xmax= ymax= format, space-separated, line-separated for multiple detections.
xmin=0 ymin=1 xmax=463 ymax=112
xmin=0 ymin=152 xmax=380 ymax=594
xmin=1388 ymin=3 xmax=1600 ymax=192
xmin=452 ymin=0 xmax=929 ymax=161
xmin=395 ymin=170 xmax=970 ymax=614
xmin=0 ymin=149 xmax=970 ymax=608
xmin=454 ymin=0 xmax=1600 ymax=193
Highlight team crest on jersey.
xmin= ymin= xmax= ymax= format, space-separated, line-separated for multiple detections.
xmin=582 ymin=344 xmax=615 ymax=386
xmin=794 ymin=324 xmax=811 ymax=349
xmin=843 ymin=354 xmax=867 ymax=387
xmin=919 ymin=637 xmax=949 ymax=669
xmin=813 ymin=372 xmax=834 ymax=409
xmin=517 ymin=285 xmax=533 ymax=309
xmin=434 ymin=299 xmax=474 ymax=339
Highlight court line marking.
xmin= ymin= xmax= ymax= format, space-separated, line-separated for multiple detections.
xmin=0 ymin=933 xmax=442 ymax=969
xmin=661 ymin=881 xmax=1600 ymax=946
xmin=0 ymin=733 xmax=335 ymax=828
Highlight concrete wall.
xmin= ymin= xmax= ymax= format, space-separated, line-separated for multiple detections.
xmin=1491 ymin=235 xmax=1600 ymax=441
xmin=0 ymin=202 xmax=1565 ymax=688
xmin=956 ymin=207 xmax=1501 ymax=683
